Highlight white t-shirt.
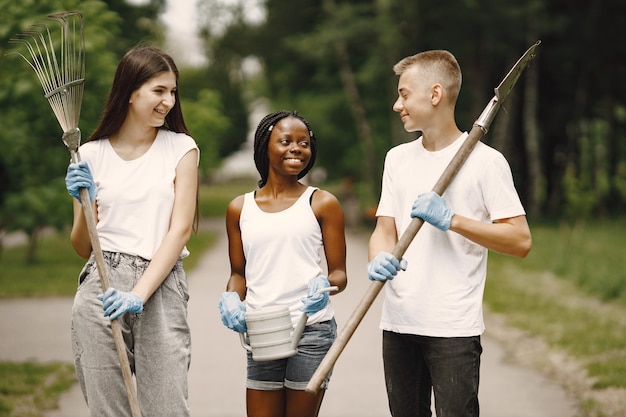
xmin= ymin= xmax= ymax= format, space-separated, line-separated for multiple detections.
xmin=239 ymin=186 xmax=334 ymax=326
xmin=79 ymin=129 xmax=199 ymax=260
xmin=376 ymin=133 xmax=525 ymax=337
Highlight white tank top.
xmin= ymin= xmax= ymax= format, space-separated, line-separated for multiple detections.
xmin=79 ymin=129 xmax=199 ymax=260
xmin=240 ymin=186 xmax=334 ymax=325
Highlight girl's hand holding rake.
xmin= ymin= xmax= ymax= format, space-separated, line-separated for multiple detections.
xmin=98 ymin=288 xmax=144 ymax=320
xmin=65 ymin=161 xmax=97 ymax=203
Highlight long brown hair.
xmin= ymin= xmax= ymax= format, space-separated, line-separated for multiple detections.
xmin=87 ymin=45 xmax=190 ymax=142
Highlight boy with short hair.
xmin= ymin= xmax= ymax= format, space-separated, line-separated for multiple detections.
xmin=367 ymin=50 xmax=532 ymax=416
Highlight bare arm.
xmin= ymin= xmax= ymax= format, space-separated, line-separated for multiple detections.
xmin=449 ymin=214 xmax=532 ymax=258
xmin=132 ymin=149 xmax=199 ymax=302
xmin=225 ymin=195 xmax=247 ymax=300
xmin=70 ymin=198 xmax=96 ymax=259
xmin=368 ymin=215 xmax=398 ymax=261
xmin=312 ymin=190 xmax=347 ymax=294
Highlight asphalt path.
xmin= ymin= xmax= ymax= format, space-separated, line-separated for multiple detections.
xmin=0 ymin=222 xmax=579 ymax=416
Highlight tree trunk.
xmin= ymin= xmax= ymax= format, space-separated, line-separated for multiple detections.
xmin=26 ymin=228 xmax=39 ymax=264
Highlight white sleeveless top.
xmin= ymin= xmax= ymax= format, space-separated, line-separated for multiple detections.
xmin=79 ymin=129 xmax=199 ymax=260
xmin=240 ymin=186 xmax=334 ymax=326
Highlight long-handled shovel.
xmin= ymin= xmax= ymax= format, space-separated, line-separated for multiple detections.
xmin=9 ymin=12 xmax=142 ymax=417
xmin=306 ymin=40 xmax=541 ymax=395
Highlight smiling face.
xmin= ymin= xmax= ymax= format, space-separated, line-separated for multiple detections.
xmin=128 ymin=70 xmax=177 ymax=128
xmin=392 ymin=65 xmax=435 ymax=133
xmin=266 ymin=116 xmax=312 ymax=179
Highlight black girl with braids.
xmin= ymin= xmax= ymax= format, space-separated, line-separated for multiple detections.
xmin=219 ymin=110 xmax=348 ymax=417
xmin=253 ymin=110 xmax=317 ymax=187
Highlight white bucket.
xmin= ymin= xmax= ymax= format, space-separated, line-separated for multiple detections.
xmin=239 ymin=305 xmax=300 ymax=361
xmin=238 ymin=286 xmax=338 ymax=362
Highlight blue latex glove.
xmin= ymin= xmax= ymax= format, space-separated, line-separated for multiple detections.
xmin=410 ymin=191 xmax=454 ymax=231
xmin=218 ymin=292 xmax=247 ymax=333
xmin=300 ymin=275 xmax=331 ymax=315
xmin=367 ymin=251 xmax=408 ymax=281
xmin=97 ymin=288 xmax=143 ymax=320
xmin=65 ymin=160 xmax=96 ymax=204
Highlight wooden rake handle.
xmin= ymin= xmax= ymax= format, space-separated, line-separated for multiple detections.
xmin=72 ymin=149 xmax=143 ymax=417
xmin=305 ymin=124 xmax=487 ymax=395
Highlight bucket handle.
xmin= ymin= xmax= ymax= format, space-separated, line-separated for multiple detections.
xmin=239 ymin=332 xmax=252 ymax=352
xmin=291 ymin=286 xmax=338 ymax=350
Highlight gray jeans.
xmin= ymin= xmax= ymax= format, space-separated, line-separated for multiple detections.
xmin=71 ymin=251 xmax=191 ymax=417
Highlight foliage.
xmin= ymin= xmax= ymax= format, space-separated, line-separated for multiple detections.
xmin=0 ymin=1 xmax=124 ymax=262
xmin=180 ymin=87 xmax=231 ymax=178
xmin=0 ymin=361 xmax=76 ymax=417
xmin=0 ymin=1 xmax=230 ymax=260
xmin=0 ymin=180 xmax=71 ymax=263
xmin=196 ymin=0 xmax=626 ymax=222
xmin=196 ymin=0 xmax=254 ymax=160
xmin=102 ymin=0 xmax=167 ymax=55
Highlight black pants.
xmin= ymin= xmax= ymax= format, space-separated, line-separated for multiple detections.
xmin=382 ymin=331 xmax=482 ymax=417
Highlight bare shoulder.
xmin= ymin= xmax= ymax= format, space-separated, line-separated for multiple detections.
xmin=312 ymin=188 xmax=340 ymax=205
xmin=311 ymin=188 xmax=343 ymax=216
xmin=226 ymin=194 xmax=245 ymax=218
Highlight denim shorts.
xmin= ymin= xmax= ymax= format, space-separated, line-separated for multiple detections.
xmin=246 ymin=318 xmax=336 ymax=391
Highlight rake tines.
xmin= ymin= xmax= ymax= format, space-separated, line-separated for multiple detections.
xmin=9 ymin=11 xmax=85 ymax=139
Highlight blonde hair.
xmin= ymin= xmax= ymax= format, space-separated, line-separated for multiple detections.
xmin=393 ymin=50 xmax=462 ymax=104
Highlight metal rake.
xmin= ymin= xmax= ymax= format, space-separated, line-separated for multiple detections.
xmin=9 ymin=11 xmax=85 ymax=154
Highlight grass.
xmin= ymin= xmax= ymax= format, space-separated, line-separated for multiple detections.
xmin=198 ymin=179 xmax=257 ymax=218
xmin=484 ymin=220 xmax=626 ymax=416
xmin=0 ymin=229 xmax=216 ymax=298
xmin=0 ymin=362 xmax=76 ymax=417
xmin=511 ymin=220 xmax=626 ymax=303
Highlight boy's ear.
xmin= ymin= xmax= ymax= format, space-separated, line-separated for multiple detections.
xmin=431 ymin=83 xmax=443 ymax=106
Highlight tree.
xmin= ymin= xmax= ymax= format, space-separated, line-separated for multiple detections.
xmin=179 ymin=85 xmax=231 ymax=177
xmin=0 ymin=0 xmax=160 ymax=261
xmin=197 ymin=0 xmax=626 ymax=222
xmin=197 ymin=0 xmax=255 ymax=162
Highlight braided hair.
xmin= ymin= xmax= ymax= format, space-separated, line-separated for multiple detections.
xmin=253 ymin=110 xmax=317 ymax=188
